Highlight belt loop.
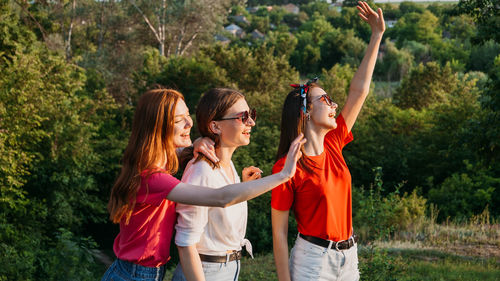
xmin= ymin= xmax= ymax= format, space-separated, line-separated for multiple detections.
xmin=350 ymin=236 xmax=355 ymax=247
xmin=225 ymin=252 xmax=230 ymax=264
xmin=325 ymin=240 xmax=333 ymax=254
xmin=131 ymin=263 xmax=136 ymax=277
xmin=335 ymin=240 xmax=340 ymax=251
xmin=154 ymin=267 xmax=159 ymax=281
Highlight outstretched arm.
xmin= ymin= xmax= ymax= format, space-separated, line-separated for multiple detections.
xmin=167 ymin=134 xmax=306 ymax=207
xmin=341 ymin=1 xmax=385 ymax=132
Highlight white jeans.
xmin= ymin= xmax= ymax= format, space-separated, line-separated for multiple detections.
xmin=171 ymin=260 xmax=240 ymax=281
xmin=289 ymin=234 xmax=360 ymax=281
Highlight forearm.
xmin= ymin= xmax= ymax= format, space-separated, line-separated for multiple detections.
xmin=273 ymin=231 xmax=291 ymax=281
xmin=178 ymin=245 xmax=205 ymax=281
xmin=343 ymin=32 xmax=384 ymax=130
xmin=220 ymin=171 xmax=290 ymax=206
xmin=349 ymin=32 xmax=383 ymax=96
xmin=170 ymin=172 xmax=290 ymax=207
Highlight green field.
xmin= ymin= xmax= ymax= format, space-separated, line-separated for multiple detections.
xmin=163 ymin=246 xmax=499 ymax=281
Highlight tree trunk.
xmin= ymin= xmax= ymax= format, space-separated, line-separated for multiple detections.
xmin=65 ymin=0 xmax=76 ymax=61
xmin=159 ymin=42 xmax=165 ymax=57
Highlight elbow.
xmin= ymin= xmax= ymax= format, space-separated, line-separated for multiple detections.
xmin=214 ymin=192 xmax=234 ymax=208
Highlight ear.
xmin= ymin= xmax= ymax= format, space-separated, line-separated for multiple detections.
xmin=209 ymin=121 xmax=221 ymax=135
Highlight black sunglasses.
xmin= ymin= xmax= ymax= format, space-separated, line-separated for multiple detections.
xmin=217 ymin=108 xmax=257 ymax=123
xmin=316 ymin=94 xmax=335 ymax=107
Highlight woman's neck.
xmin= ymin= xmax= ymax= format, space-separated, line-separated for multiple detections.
xmin=303 ymin=125 xmax=329 ymax=156
xmin=216 ymin=145 xmax=237 ymax=168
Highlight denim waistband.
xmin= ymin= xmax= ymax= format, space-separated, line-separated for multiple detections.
xmin=116 ymin=259 xmax=165 ymax=281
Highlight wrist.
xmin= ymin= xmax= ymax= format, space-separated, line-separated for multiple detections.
xmin=278 ymin=171 xmax=291 ymax=182
xmin=371 ymin=32 xmax=384 ymax=40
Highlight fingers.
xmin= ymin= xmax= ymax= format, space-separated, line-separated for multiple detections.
xmin=242 ymin=166 xmax=263 ymax=182
xmin=243 ymin=166 xmax=263 ymax=176
xmin=205 ymin=150 xmax=219 ymax=163
xmin=193 ymin=137 xmax=219 ymax=163
xmin=194 ymin=145 xmax=219 ymax=163
xmin=358 ymin=13 xmax=369 ymax=22
xmin=288 ymin=134 xmax=306 ymax=162
xmin=377 ymin=7 xmax=384 ymax=20
xmin=357 ymin=1 xmax=377 ymax=17
xmin=290 ymin=133 xmax=304 ymax=146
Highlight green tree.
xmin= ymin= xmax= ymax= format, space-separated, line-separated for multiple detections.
xmin=1 ymin=1 xmax=125 ymax=278
xmin=320 ymin=28 xmax=367 ymax=69
xmin=265 ymin=27 xmax=298 ymax=59
xmin=290 ymin=14 xmax=335 ymax=74
xmin=393 ymin=62 xmax=456 ymax=110
xmin=457 ymin=0 xmax=500 ymax=43
xmin=128 ymin=0 xmax=237 ymax=56
xmin=375 ymin=39 xmax=414 ymax=82
xmin=393 ymin=11 xmax=441 ymax=48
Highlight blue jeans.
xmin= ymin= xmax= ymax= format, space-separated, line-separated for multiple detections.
xmin=101 ymin=259 xmax=166 ymax=281
xmin=171 ymin=260 xmax=240 ymax=281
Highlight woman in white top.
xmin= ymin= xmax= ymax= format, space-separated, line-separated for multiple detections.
xmin=172 ymin=88 xmax=261 ymax=281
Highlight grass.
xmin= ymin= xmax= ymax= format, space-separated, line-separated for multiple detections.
xmin=161 ymin=213 xmax=499 ymax=280
xmin=162 ymin=246 xmax=499 ymax=281
xmin=385 ymin=248 xmax=500 ymax=281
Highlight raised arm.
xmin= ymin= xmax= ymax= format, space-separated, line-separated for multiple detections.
xmin=341 ymin=1 xmax=385 ymax=131
xmin=272 ymin=208 xmax=291 ymax=281
xmin=167 ymin=134 xmax=306 ymax=207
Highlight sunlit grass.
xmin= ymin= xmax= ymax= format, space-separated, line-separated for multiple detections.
xmin=162 ymin=246 xmax=499 ymax=281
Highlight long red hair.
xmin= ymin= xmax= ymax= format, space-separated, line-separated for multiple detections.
xmin=108 ymin=88 xmax=184 ymax=224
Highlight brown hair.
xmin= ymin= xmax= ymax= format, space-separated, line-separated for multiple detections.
xmin=179 ymin=88 xmax=245 ymax=170
xmin=276 ymin=82 xmax=321 ymax=174
xmin=108 ymin=88 xmax=184 ymax=224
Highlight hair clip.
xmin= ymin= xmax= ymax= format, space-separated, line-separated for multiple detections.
xmin=290 ymin=77 xmax=319 ymax=114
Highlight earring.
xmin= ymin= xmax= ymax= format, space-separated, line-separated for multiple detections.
xmin=306 ymin=114 xmax=311 ymax=121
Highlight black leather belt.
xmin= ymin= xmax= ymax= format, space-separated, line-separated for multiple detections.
xmin=299 ymin=233 xmax=358 ymax=251
xmin=199 ymin=250 xmax=242 ymax=263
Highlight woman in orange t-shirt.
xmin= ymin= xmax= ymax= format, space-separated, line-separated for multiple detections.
xmin=271 ymin=2 xmax=385 ymax=280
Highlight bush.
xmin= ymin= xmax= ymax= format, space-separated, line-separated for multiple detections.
xmin=359 ymin=246 xmax=406 ymax=281
xmin=353 ymin=167 xmax=427 ymax=242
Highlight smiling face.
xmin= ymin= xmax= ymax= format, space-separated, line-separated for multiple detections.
xmin=212 ymin=98 xmax=255 ymax=148
xmin=173 ymin=99 xmax=193 ymax=148
xmin=307 ymin=87 xmax=338 ymax=131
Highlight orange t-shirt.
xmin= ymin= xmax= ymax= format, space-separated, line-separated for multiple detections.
xmin=271 ymin=114 xmax=353 ymax=241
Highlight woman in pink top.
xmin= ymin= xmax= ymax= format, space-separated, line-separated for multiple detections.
xmin=101 ymin=88 xmax=305 ymax=281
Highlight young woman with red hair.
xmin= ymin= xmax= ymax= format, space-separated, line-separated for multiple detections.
xmin=101 ymin=88 xmax=305 ymax=281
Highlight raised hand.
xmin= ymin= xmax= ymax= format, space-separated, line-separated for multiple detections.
xmin=280 ymin=134 xmax=307 ymax=179
xmin=242 ymin=166 xmax=263 ymax=182
xmin=357 ymin=1 xmax=385 ymax=35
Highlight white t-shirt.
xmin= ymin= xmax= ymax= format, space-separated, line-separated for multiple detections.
xmin=174 ymin=158 xmax=252 ymax=256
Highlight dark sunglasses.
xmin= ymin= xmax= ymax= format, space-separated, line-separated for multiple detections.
xmin=317 ymin=94 xmax=335 ymax=107
xmin=217 ymin=108 xmax=257 ymax=123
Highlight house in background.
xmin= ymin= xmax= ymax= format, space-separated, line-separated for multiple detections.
xmin=386 ymin=19 xmax=398 ymax=28
xmin=282 ymin=3 xmax=299 ymax=15
xmin=225 ymin=24 xmax=245 ymax=39
xmin=246 ymin=6 xmax=259 ymax=13
xmin=250 ymin=29 xmax=265 ymax=40
xmin=214 ymin=34 xmax=231 ymax=45
xmin=232 ymin=15 xmax=250 ymax=26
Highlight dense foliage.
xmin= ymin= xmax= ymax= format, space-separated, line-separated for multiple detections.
xmin=1 ymin=0 xmax=498 ymax=279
